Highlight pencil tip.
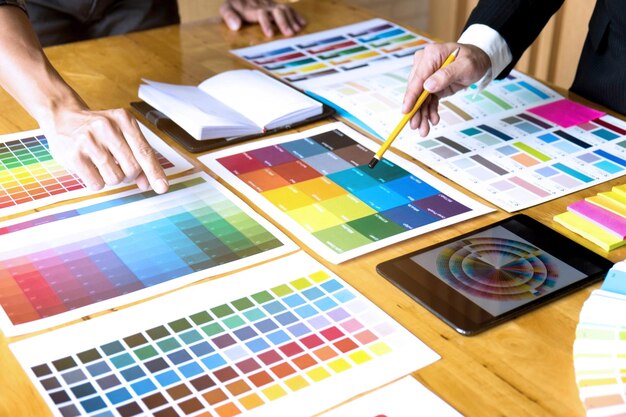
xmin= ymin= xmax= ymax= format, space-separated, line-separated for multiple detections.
xmin=368 ymin=158 xmax=379 ymax=169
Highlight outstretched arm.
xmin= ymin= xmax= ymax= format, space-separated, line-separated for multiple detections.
xmin=0 ymin=6 xmax=168 ymax=193
xmin=220 ymin=0 xmax=306 ymax=37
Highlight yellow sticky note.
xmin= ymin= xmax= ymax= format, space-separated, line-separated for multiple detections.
xmin=554 ymin=212 xmax=626 ymax=251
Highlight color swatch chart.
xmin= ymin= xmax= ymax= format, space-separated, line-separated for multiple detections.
xmin=10 ymin=252 xmax=440 ymax=417
xmin=574 ymin=261 xmax=626 ymax=417
xmin=0 ymin=124 xmax=193 ymax=217
xmin=0 ymin=173 xmax=296 ymax=336
xmin=231 ymin=19 xmax=432 ymax=85
xmin=300 ymin=58 xmax=560 ymax=142
xmin=397 ymin=107 xmax=626 ymax=211
xmin=320 ymin=376 xmax=462 ymax=417
xmin=201 ymin=123 xmax=491 ymax=264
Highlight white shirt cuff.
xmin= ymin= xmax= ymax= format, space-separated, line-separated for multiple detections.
xmin=457 ymin=23 xmax=512 ymax=90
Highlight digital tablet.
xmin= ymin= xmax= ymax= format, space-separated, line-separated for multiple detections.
xmin=376 ymin=214 xmax=613 ymax=335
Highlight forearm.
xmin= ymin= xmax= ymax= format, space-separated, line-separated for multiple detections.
xmin=0 ymin=7 xmax=85 ymax=128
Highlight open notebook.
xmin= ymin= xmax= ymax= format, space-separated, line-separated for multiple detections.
xmin=138 ymin=69 xmax=323 ymax=140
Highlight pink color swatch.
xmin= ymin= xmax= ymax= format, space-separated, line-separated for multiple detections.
xmin=528 ymin=99 xmax=605 ymax=128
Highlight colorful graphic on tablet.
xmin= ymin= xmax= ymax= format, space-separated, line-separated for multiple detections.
xmin=0 ymin=173 xmax=295 ymax=336
xmin=231 ymin=19 xmax=432 ymax=85
xmin=0 ymin=125 xmax=193 ymax=217
xmin=436 ymin=237 xmax=558 ymax=299
xmin=410 ymin=225 xmax=587 ymax=316
xmin=200 ymin=123 xmax=492 ymax=264
xmin=10 ymin=253 xmax=439 ymax=417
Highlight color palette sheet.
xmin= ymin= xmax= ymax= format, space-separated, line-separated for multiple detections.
xmin=574 ymin=261 xmax=626 ymax=417
xmin=0 ymin=124 xmax=193 ymax=217
xmin=231 ymin=19 xmax=432 ymax=86
xmin=10 ymin=252 xmax=440 ymax=417
xmin=300 ymin=58 xmax=562 ymax=142
xmin=320 ymin=376 xmax=462 ymax=417
xmin=200 ymin=122 xmax=492 ymax=264
xmin=0 ymin=173 xmax=296 ymax=336
xmin=299 ymin=53 xmax=626 ymax=211
xmin=396 ymin=109 xmax=625 ymax=212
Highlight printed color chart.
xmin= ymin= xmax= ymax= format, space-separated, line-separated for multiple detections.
xmin=231 ymin=19 xmax=431 ymax=85
xmin=400 ymin=110 xmax=626 ymax=211
xmin=0 ymin=173 xmax=296 ymax=336
xmin=300 ymin=58 xmax=561 ymax=147
xmin=201 ymin=123 xmax=492 ymax=264
xmin=10 ymin=252 xmax=440 ymax=417
xmin=299 ymin=50 xmax=626 ymax=211
xmin=320 ymin=376 xmax=462 ymax=417
xmin=574 ymin=261 xmax=626 ymax=417
xmin=0 ymin=124 xmax=193 ymax=217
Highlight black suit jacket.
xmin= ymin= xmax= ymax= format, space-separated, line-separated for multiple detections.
xmin=465 ymin=0 xmax=626 ymax=115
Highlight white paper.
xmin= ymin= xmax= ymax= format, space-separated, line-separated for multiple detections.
xmin=0 ymin=172 xmax=297 ymax=336
xmin=200 ymin=122 xmax=493 ymax=264
xmin=10 ymin=252 xmax=440 ymax=417
xmin=319 ymin=376 xmax=463 ymax=417
xmin=0 ymin=123 xmax=192 ymax=218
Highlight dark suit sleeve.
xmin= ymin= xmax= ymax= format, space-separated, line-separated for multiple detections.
xmin=464 ymin=0 xmax=566 ymax=78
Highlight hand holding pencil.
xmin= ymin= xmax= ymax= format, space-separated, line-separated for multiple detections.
xmin=369 ymin=46 xmax=460 ymax=168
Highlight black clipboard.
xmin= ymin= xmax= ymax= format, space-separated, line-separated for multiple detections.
xmin=131 ymin=101 xmax=336 ymax=153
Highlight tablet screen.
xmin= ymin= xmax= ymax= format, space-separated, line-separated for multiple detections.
xmin=409 ymin=225 xmax=587 ymax=317
xmin=376 ymin=214 xmax=612 ymax=335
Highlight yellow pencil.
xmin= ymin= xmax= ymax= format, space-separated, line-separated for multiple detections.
xmin=368 ymin=47 xmax=460 ymax=168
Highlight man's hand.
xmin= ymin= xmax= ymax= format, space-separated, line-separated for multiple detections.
xmin=220 ymin=0 xmax=306 ymax=37
xmin=402 ymin=42 xmax=491 ymax=137
xmin=43 ymin=105 xmax=168 ymax=193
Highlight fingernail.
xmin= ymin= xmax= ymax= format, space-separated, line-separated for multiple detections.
xmin=154 ymin=179 xmax=168 ymax=194
xmin=423 ymin=78 xmax=436 ymax=92
xmin=227 ymin=18 xmax=240 ymax=30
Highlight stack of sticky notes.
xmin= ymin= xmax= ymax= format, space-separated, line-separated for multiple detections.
xmin=574 ymin=261 xmax=626 ymax=415
xmin=554 ymin=184 xmax=626 ymax=251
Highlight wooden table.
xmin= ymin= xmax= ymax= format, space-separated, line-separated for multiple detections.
xmin=1 ymin=1 xmax=624 ymax=416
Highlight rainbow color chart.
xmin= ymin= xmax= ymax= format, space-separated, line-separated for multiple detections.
xmin=0 ymin=173 xmax=296 ymax=336
xmin=320 ymin=376 xmax=462 ymax=417
xmin=0 ymin=124 xmax=193 ymax=217
xmin=10 ymin=252 xmax=439 ymax=417
xmin=574 ymin=261 xmax=626 ymax=417
xmin=201 ymin=122 xmax=492 ymax=264
xmin=231 ymin=19 xmax=431 ymax=85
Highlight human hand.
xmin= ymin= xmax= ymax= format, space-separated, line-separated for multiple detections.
xmin=220 ymin=0 xmax=306 ymax=37
xmin=402 ymin=42 xmax=491 ymax=137
xmin=43 ymin=105 xmax=169 ymax=194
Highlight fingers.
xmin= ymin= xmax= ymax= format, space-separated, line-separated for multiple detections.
xmin=256 ymin=9 xmax=274 ymax=37
xmin=116 ymin=111 xmax=168 ymax=194
xmin=46 ymin=108 xmax=168 ymax=194
xmin=220 ymin=3 xmax=243 ymax=31
xmin=227 ymin=0 xmax=305 ymax=37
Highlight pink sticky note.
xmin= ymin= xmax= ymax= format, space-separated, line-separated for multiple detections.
xmin=528 ymin=99 xmax=605 ymax=128
xmin=568 ymin=200 xmax=626 ymax=239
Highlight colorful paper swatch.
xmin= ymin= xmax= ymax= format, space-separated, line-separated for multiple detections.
xmin=320 ymin=376 xmax=462 ymax=417
xmin=574 ymin=261 xmax=626 ymax=417
xmin=0 ymin=124 xmax=193 ymax=217
xmin=231 ymin=19 xmax=432 ymax=85
xmin=555 ymin=183 xmax=626 ymax=251
xmin=0 ymin=173 xmax=297 ymax=336
xmin=200 ymin=122 xmax=492 ymax=264
xmin=528 ymin=99 xmax=605 ymax=128
xmin=10 ymin=252 xmax=440 ymax=417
